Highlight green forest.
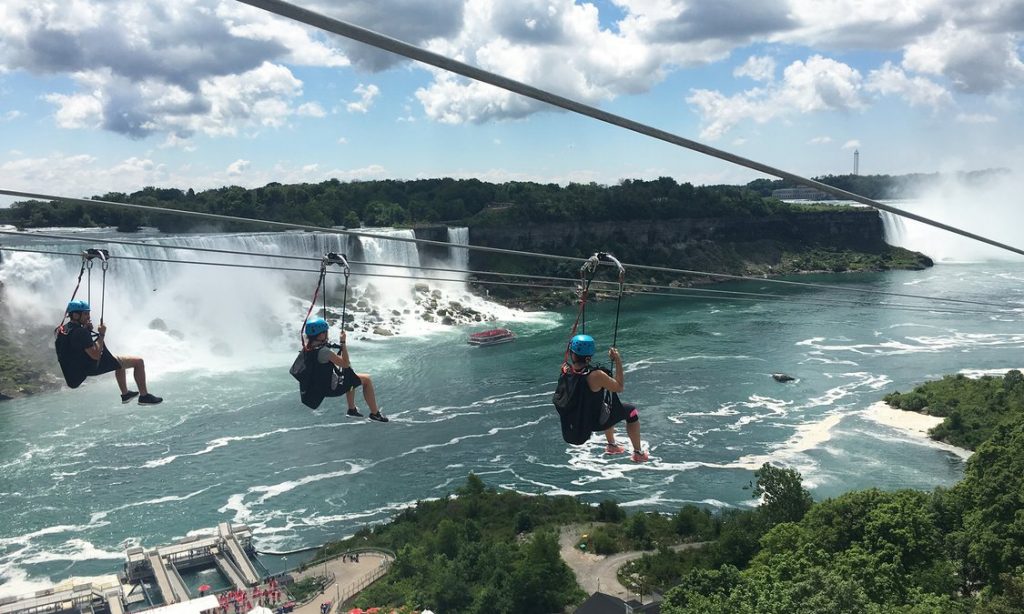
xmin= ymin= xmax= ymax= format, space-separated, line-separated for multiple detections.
xmin=311 ymin=371 xmax=1024 ymax=613
xmin=0 ymin=173 xmax=939 ymax=233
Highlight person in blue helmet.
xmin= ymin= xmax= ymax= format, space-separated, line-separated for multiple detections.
xmin=554 ymin=334 xmax=647 ymax=462
xmin=54 ymin=300 xmax=162 ymax=404
xmin=296 ymin=317 xmax=387 ymax=421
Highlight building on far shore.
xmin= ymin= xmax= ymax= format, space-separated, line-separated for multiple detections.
xmin=771 ymin=186 xmax=836 ymax=200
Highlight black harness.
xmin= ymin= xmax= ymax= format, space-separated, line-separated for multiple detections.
xmin=552 ymin=364 xmax=615 ymax=445
xmin=552 ymin=252 xmax=626 ymax=445
xmin=55 ymin=321 xmax=120 ymax=388
xmin=290 ymin=343 xmax=345 ymax=410
xmin=291 ymin=251 xmax=351 ymax=409
xmin=54 ymin=249 xmax=119 ymax=388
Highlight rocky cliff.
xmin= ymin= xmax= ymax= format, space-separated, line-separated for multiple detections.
xmin=449 ymin=208 xmax=931 ymax=306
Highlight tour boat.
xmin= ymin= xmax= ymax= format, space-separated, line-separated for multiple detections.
xmin=467 ymin=328 xmax=516 ymax=346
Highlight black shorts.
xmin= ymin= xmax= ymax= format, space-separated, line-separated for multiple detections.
xmin=335 ymin=366 xmax=362 ymax=395
xmin=595 ymin=397 xmax=639 ymax=431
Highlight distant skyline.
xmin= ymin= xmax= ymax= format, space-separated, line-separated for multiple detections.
xmin=0 ymin=0 xmax=1021 ymax=203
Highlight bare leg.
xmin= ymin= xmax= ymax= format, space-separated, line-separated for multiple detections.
xmin=626 ymin=421 xmax=642 ymax=452
xmin=117 ymin=356 xmax=149 ymax=395
xmin=346 ymin=388 xmax=356 ymax=410
xmin=357 ymin=374 xmax=380 ymax=414
xmin=604 ymin=427 xmax=617 ymax=445
xmin=115 ymin=368 xmax=129 ymax=395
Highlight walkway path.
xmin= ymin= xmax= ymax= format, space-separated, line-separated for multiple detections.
xmin=290 ymin=551 xmax=394 ymax=614
xmin=558 ymin=525 xmax=707 ymax=604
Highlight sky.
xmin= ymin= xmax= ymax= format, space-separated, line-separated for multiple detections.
xmin=0 ymin=0 xmax=1022 ymax=201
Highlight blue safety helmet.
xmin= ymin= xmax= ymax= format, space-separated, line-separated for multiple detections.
xmin=304 ymin=317 xmax=329 ymax=337
xmin=569 ymin=334 xmax=596 ymax=357
xmin=67 ymin=300 xmax=91 ymax=314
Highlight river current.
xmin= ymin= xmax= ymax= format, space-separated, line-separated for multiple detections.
xmin=1 ymin=227 xmax=1023 ymax=596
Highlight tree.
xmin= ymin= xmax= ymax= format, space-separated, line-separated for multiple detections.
xmin=754 ymin=462 xmax=813 ymax=526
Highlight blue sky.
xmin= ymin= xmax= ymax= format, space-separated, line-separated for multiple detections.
xmin=0 ymin=0 xmax=1021 ymax=202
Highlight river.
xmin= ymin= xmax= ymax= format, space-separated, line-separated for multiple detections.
xmin=1 ymin=227 xmax=1022 ymax=596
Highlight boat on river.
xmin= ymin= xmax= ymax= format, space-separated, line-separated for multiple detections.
xmin=467 ymin=328 xmax=516 ymax=346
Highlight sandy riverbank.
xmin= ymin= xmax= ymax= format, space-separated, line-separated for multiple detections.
xmin=862 ymin=401 xmax=972 ymax=460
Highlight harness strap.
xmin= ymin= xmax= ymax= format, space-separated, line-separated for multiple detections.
xmin=563 ymin=252 xmax=626 ymax=372
xmin=300 ymin=262 xmax=328 ymax=349
xmin=56 ymin=258 xmax=88 ymax=334
xmin=300 ymin=252 xmax=351 ymax=350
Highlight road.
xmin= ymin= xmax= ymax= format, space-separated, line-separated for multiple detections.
xmin=558 ymin=525 xmax=707 ymax=604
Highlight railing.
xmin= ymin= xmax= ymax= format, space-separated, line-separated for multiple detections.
xmin=334 ymin=558 xmax=393 ymax=606
xmin=297 ymin=548 xmax=396 ymax=573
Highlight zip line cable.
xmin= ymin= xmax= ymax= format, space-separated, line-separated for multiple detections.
xmin=0 ymin=206 xmax=1008 ymax=312
xmin=235 ymin=0 xmax=1024 ymax=259
xmin=0 ymin=226 xmax=1007 ymax=309
xmin=0 ymin=245 xmax=1009 ymax=317
xmin=1 ymin=229 xmax=1014 ymax=312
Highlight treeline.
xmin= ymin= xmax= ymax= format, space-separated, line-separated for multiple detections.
xmin=747 ymin=168 xmax=1010 ymax=200
xmin=0 ymin=177 xmax=834 ymax=233
xmin=885 ymin=370 xmax=1024 ymax=450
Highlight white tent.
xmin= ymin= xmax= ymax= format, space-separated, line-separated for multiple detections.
xmin=247 ymin=606 xmax=275 ymax=614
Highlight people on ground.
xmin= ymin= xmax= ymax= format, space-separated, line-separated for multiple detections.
xmin=299 ymin=317 xmax=388 ymax=422
xmin=554 ymin=334 xmax=646 ymax=462
xmin=54 ymin=300 xmax=163 ymax=404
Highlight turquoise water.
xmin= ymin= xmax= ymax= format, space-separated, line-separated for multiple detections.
xmin=2 ymin=261 xmax=1023 ymax=595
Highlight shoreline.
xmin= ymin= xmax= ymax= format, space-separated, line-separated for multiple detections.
xmin=862 ymin=401 xmax=973 ymax=460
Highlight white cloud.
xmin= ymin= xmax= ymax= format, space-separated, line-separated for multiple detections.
xmin=902 ymin=24 xmax=1024 ymax=94
xmin=1 ymin=110 xmax=22 ymax=122
xmin=807 ymin=136 xmax=833 ymax=145
xmin=297 ymin=102 xmax=327 ymax=118
xmin=43 ymin=91 xmax=103 ymax=129
xmin=865 ymin=61 xmax=951 ymax=108
xmin=687 ymin=55 xmax=865 ymax=139
xmin=346 ymin=84 xmax=380 ymax=114
xmin=734 ymin=55 xmax=776 ymax=82
xmin=227 ymin=159 xmax=251 ymax=175
xmin=0 ymin=152 xmax=392 ymax=204
xmin=337 ymin=136 xmax=348 ymax=144
xmin=955 ymin=112 xmax=997 ymax=124
xmin=0 ymin=0 xmax=344 ymax=138
xmin=842 ymin=140 xmax=860 ymax=149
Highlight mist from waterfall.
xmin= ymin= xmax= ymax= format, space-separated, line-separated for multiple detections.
xmin=0 ymin=227 xmax=527 ymax=374
xmin=879 ymin=170 xmax=1024 ymax=262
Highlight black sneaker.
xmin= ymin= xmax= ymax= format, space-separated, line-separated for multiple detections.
xmin=138 ymin=394 xmax=163 ymax=405
xmin=346 ymin=408 xmax=364 ymax=418
xmin=369 ymin=412 xmax=389 ymax=423
xmin=121 ymin=391 xmax=140 ymax=404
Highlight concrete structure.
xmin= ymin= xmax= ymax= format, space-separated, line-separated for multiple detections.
xmin=3 ymin=525 xmax=266 ymax=614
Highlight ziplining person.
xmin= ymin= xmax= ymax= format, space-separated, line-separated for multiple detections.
xmin=53 ymin=249 xmax=163 ymax=405
xmin=290 ymin=252 xmax=389 ymax=422
xmin=553 ymin=253 xmax=647 ymax=462
xmin=55 ymin=300 xmax=163 ymax=405
xmin=562 ymin=334 xmax=647 ymax=462
xmin=295 ymin=318 xmax=388 ymax=421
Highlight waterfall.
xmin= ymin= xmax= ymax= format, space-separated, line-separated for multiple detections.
xmin=0 ymin=226 xmax=510 ymax=374
xmin=447 ymin=227 xmax=470 ymax=273
xmin=875 ymin=171 xmax=1024 ymax=262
